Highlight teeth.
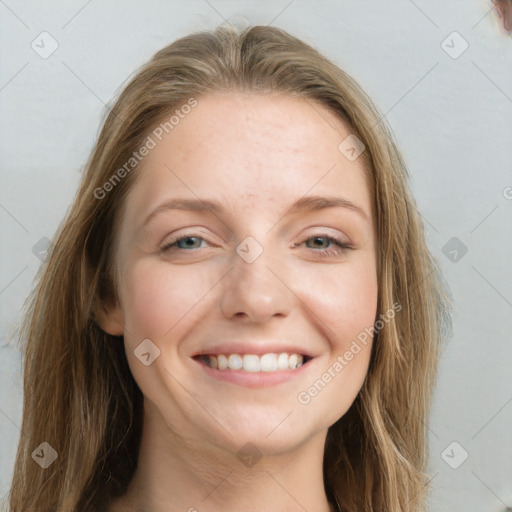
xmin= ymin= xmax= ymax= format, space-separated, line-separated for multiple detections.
xmin=217 ymin=354 xmax=228 ymax=370
xmin=277 ymin=353 xmax=289 ymax=370
xmin=260 ymin=353 xmax=278 ymax=372
xmin=201 ymin=352 xmax=305 ymax=371
xmin=243 ymin=354 xmax=260 ymax=372
xmin=228 ymin=354 xmax=243 ymax=370
xmin=288 ymin=354 xmax=299 ymax=369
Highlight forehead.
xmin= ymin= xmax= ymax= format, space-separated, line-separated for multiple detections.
xmin=164 ymin=92 xmax=355 ymax=169
xmin=123 ymin=92 xmax=373 ymax=224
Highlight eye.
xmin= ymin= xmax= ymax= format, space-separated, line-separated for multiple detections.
xmin=298 ymin=234 xmax=353 ymax=259
xmin=161 ymin=235 xmax=208 ymax=252
xmin=160 ymin=233 xmax=353 ymax=259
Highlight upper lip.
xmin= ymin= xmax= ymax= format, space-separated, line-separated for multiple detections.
xmin=192 ymin=341 xmax=315 ymax=358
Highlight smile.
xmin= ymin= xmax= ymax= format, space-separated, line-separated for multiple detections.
xmin=192 ymin=352 xmax=315 ymax=388
xmin=197 ymin=352 xmax=311 ymax=372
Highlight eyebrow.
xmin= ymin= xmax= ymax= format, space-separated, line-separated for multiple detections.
xmin=143 ymin=194 xmax=370 ymax=227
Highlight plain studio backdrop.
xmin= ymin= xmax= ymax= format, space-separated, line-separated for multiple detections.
xmin=0 ymin=1 xmax=511 ymax=510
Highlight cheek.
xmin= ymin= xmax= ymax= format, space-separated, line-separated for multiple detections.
xmin=120 ymin=260 xmax=208 ymax=340
xmin=294 ymin=264 xmax=377 ymax=422
xmin=299 ymin=259 xmax=379 ymax=347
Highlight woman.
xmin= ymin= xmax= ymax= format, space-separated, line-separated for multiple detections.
xmin=7 ymin=24 xmax=451 ymax=512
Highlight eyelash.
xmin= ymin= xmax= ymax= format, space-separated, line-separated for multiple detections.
xmin=160 ymin=233 xmax=353 ymax=259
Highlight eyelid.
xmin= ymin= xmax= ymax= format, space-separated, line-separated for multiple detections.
xmin=301 ymin=226 xmax=351 ymax=242
xmin=160 ymin=227 xmax=215 ymax=244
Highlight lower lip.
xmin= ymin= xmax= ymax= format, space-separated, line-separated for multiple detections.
xmin=192 ymin=356 xmax=313 ymax=388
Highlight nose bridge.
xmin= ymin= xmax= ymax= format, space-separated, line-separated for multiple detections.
xmin=220 ymin=234 xmax=293 ymax=321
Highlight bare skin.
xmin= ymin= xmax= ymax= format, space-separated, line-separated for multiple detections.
xmin=99 ymin=92 xmax=378 ymax=512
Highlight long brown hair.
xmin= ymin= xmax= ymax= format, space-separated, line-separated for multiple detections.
xmin=6 ymin=23 xmax=451 ymax=512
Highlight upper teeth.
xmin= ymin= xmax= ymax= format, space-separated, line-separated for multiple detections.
xmin=202 ymin=353 xmax=305 ymax=372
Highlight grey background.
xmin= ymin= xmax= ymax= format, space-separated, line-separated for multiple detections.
xmin=1 ymin=1 xmax=511 ymax=510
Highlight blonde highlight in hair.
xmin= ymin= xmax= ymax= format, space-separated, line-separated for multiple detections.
xmin=7 ymin=23 xmax=451 ymax=512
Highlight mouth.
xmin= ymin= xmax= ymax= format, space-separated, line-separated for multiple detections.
xmin=193 ymin=352 xmax=313 ymax=372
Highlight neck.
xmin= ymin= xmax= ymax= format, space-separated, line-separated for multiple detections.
xmin=109 ymin=399 xmax=334 ymax=512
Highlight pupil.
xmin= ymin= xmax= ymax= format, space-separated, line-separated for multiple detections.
xmin=179 ymin=237 xmax=199 ymax=248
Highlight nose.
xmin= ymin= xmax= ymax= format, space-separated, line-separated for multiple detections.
xmin=219 ymin=241 xmax=294 ymax=323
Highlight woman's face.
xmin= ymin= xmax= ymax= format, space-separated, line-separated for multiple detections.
xmin=102 ymin=92 xmax=378 ymax=456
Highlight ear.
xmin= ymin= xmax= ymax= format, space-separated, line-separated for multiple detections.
xmin=94 ymin=300 xmax=124 ymax=337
